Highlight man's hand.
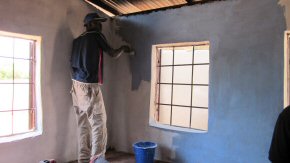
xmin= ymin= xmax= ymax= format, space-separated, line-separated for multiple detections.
xmin=121 ymin=45 xmax=131 ymax=52
xmin=108 ymin=45 xmax=135 ymax=59
xmin=121 ymin=45 xmax=135 ymax=56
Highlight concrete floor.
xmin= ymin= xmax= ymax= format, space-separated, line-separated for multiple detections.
xmin=67 ymin=150 xmax=168 ymax=163
xmin=106 ymin=150 xmax=135 ymax=163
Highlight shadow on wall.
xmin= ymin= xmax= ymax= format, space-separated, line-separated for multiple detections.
xmin=157 ymin=143 xmax=182 ymax=163
xmin=279 ymin=0 xmax=290 ymax=29
xmin=50 ymin=20 xmax=74 ymax=160
xmin=114 ymin=18 xmax=153 ymax=90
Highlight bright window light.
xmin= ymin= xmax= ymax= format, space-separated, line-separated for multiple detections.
xmin=0 ymin=31 xmax=42 ymax=141
xmin=150 ymin=42 xmax=210 ymax=132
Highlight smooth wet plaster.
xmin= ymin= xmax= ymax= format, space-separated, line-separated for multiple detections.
xmin=104 ymin=0 xmax=288 ymax=162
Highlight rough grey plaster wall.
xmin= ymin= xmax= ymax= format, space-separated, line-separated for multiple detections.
xmin=104 ymin=0 xmax=288 ymax=162
xmin=101 ymin=18 xmax=135 ymax=149
xmin=0 ymin=0 xmax=97 ymax=162
xmin=279 ymin=0 xmax=290 ymax=29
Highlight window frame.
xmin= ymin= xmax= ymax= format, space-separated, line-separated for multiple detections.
xmin=149 ymin=41 xmax=210 ymax=133
xmin=285 ymin=31 xmax=290 ymax=108
xmin=0 ymin=30 xmax=42 ymax=143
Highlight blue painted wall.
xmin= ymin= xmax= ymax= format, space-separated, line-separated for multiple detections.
xmin=103 ymin=0 xmax=287 ymax=162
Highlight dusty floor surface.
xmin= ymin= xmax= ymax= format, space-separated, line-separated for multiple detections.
xmin=67 ymin=150 xmax=168 ymax=163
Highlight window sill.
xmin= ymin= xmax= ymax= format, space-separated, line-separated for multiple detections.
xmin=149 ymin=120 xmax=207 ymax=133
xmin=0 ymin=130 xmax=42 ymax=144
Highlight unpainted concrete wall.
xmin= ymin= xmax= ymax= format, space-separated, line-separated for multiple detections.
xmin=279 ymin=0 xmax=290 ymax=29
xmin=0 ymin=0 xmax=97 ymax=162
xmin=104 ymin=0 xmax=289 ymax=162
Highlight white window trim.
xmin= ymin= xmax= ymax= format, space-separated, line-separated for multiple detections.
xmin=0 ymin=31 xmax=43 ymax=143
xmin=149 ymin=41 xmax=209 ymax=133
xmin=284 ymin=31 xmax=290 ymax=108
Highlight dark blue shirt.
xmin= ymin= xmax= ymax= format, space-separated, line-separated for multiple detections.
xmin=269 ymin=106 xmax=290 ymax=162
xmin=71 ymin=31 xmax=112 ymax=83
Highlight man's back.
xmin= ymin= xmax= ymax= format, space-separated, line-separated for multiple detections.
xmin=71 ymin=31 xmax=111 ymax=83
xmin=269 ymin=106 xmax=290 ymax=162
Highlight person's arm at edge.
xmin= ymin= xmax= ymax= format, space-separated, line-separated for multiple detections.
xmin=97 ymin=32 xmax=135 ymax=59
xmin=106 ymin=45 xmax=134 ymax=59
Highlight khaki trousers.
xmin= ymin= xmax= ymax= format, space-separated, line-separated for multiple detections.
xmin=71 ymin=80 xmax=107 ymax=163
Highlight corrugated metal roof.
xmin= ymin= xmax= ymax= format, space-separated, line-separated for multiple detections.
xmin=101 ymin=0 xmax=187 ymax=14
xmin=85 ymin=0 xmax=221 ymax=17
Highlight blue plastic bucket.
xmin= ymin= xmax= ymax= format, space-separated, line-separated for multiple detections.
xmin=133 ymin=141 xmax=157 ymax=163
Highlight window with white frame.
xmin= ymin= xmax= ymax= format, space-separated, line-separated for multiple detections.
xmin=150 ymin=42 xmax=209 ymax=132
xmin=0 ymin=31 xmax=42 ymax=140
xmin=285 ymin=31 xmax=290 ymax=108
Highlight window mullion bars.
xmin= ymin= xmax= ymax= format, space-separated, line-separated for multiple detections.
xmin=158 ymin=103 xmax=208 ymax=109
xmin=157 ymin=48 xmax=162 ymax=122
xmin=29 ymin=41 xmax=35 ymax=129
xmin=0 ymin=55 xmax=34 ymax=61
xmin=189 ymin=46 xmax=195 ymax=128
xmin=170 ymin=124 xmax=207 ymax=132
xmin=158 ymin=63 xmax=209 ymax=67
xmin=0 ymin=109 xmax=36 ymax=113
xmin=11 ymin=38 xmax=15 ymax=135
xmin=170 ymin=47 xmax=175 ymax=125
xmin=157 ymin=82 xmax=208 ymax=86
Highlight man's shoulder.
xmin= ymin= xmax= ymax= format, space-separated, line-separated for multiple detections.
xmin=282 ymin=105 xmax=290 ymax=114
xmin=73 ymin=32 xmax=96 ymax=41
xmin=279 ymin=106 xmax=290 ymax=123
xmin=80 ymin=31 xmax=102 ymax=36
xmin=74 ymin=31 xmax=105 ymax=41
xmin=73 ymin=33 xmax=86 ymax=41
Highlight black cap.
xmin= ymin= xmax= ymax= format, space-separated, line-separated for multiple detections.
xmin=84 ymin=13 xmax=107 ymax=26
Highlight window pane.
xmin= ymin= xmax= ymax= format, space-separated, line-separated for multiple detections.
xmin=0 ymin=112 xmax=12 ymax=136
xmin=172 ymin=85 xmax=191 ymax=106
xmin=194 ymin=45 xmax=209 ymax=64
xmin=159 ymin=84 xmax=172 ymax=104
xmin=174 ymin=66 xmax=192 ymax=84
xmin=0 ymin=32 xmax=39 ymax=137
xmin=193 ymin=65 xmax=209 ymax=84
xmin=14 ymin=38 xmax=32 ymax=59
xmin=13 ymin=110 xmax=30 ymax=134
xmin=0 ymin=36 xmax=13 ymax=57
xmin=0 ymin=84 xmax=13 ymax=111
xmin=0 ymin=57 xmax=13 ymax=83
xmin=14 ymin=59 xmax=30 ymax=83
xmin=191 ymin=108 xmax=208 ymax=130
xmin=160 ymin=67 xmax=172 ymax=83
xmin=160 ymin=48 xmax=173 ymax=65
xmin=192 ymin=86 xmax=208 ymax=107
xmin=172 ymin=106 xmax=190 ymax=127
xmin=14 ymin=84 xmax=30 ymax=110
xmin=158 ymin=105 xmax=171 ymax=125
xmin=174 ymin=46 xmax=193 ymax=65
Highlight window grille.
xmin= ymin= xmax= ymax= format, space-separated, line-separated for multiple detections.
xmin=0 ymin=35 xmax=37 ymax=137
xmin=153 ymin=42 xmax=209 ymax=131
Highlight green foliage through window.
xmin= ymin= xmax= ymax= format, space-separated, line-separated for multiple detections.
xmin=0 ymin=66 xmax=29 ymax=80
